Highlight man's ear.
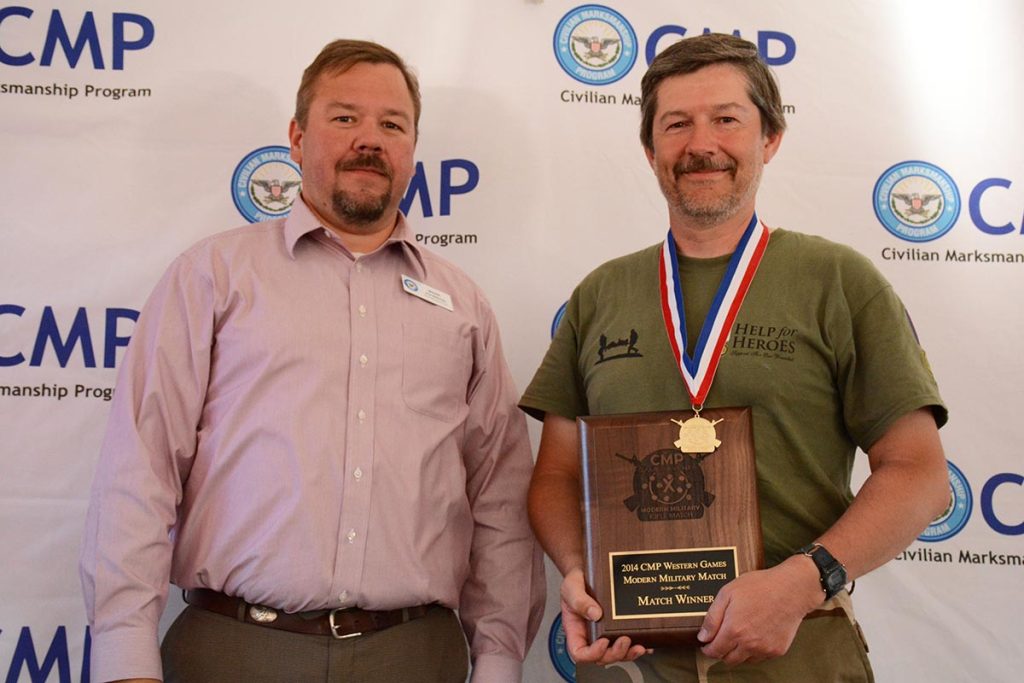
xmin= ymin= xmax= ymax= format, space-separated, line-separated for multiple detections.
xmin=763 ymin=129 xmax=784 ymax=164
xmin=643 ymin=143 xmax=656 ymax=170
xmin=288 ymin=118 xmax=304 ymax=166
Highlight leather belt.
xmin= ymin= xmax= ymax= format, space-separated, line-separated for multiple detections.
xmin=184 ymin=588 xmax=431 ymax=639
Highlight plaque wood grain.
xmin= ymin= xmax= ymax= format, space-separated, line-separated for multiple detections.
xmin=579 ymin=407 xmax=763 ymax=646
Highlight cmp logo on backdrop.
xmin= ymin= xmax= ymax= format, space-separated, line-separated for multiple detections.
xmin=547 ymin=614 xmax=575 ymax=682
xmin=229 ymin=150 xmax=482 ymax=245
xmin=919 ymin=460 xmax=972 ymax=542
xmin=0 ymin=7 xmax=155 ymax=69
xmin=553 ymin=5 xmax=638 ymax=85
xmin=551 ymin=301 xmax=569 ymax=338
xmin=232 ymin=146 xmax=302 ymax=223
xmin=873 ymin=161 xmax=961 ymax=242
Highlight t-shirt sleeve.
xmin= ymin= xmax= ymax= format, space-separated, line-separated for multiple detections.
xmin=836 ymin=267 xmax=948 ymax=451
xmin=519 ymin=289 xmax=589 ymax=421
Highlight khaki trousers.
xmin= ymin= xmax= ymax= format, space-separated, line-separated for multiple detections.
xmin=161 ymin=603 xmax=469 ymax=682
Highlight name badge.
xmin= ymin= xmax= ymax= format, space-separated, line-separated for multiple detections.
xmin=401 ymin=274 xmax=453 ymax=312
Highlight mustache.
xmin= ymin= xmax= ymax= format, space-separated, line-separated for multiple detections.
xmin=337 ymin=154 xmax=392 ymax=178
xmin=673 ymin=156 xmax=736 ymax=177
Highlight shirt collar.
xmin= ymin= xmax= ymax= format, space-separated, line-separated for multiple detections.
xmin=283 ymin=194 xmax=428 ymax=277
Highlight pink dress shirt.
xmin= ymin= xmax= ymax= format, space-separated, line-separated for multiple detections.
xmin=80 ymin=198 xmax=545 ymax=682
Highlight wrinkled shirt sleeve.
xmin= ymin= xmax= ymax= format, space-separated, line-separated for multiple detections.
xmin=459 ymin=302 xmax=546 ymax=681
xmin=80 ymin=253 xmax=213 ymax=683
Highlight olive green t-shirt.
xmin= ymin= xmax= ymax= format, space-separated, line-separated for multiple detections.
xmin=520 ymin=229 xmax=947 ymax=566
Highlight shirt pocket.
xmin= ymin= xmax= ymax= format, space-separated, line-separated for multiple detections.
xmin=402 ymin=322 xmax=472 ymax=422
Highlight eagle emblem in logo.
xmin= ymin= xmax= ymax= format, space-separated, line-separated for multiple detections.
xmin=891 ymin=191 xmax=942 ymax=224
xmin=251 ymin=178 xmax=301 ymax=210
xmin=571 ymin=32 xmax=621 ymax=68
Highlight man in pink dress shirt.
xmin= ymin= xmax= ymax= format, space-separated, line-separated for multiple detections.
xmin=80 ymin=39 xmax=544 ymax=683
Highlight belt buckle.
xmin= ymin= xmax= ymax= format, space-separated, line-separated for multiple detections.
xmin=328 ymin=608 xmax=362 ymax=640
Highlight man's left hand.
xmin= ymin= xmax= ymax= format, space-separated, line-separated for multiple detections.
xmin=697 ymin=555 xmax=824 ymax=665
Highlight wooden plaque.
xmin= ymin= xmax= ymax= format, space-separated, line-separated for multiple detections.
xmin=578 ymin=407 xmax=763 ymax=646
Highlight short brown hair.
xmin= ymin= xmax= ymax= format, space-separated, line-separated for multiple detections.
xmin=640 ymin=33 xmax=786 ymax=150
xmin=294 ymin=39 xmax=421 ymax=134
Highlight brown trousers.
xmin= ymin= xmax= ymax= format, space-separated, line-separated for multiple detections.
xmin=161 ymin=604 xmax=469 ymax=682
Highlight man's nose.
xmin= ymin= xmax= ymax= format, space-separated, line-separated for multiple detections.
xmin=686 ymin=120 xmax=718 ymax=155
xmin=352 ymin=121 xmax=384 ymax=152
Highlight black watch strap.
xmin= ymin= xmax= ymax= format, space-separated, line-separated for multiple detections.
xmin=798 ymin=542 xmax=848 ymax=600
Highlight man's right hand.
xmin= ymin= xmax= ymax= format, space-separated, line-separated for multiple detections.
xmin=560 ymin=568 xmax=650 ymax=665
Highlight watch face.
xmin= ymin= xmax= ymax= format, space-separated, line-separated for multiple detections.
xmin=805 ymin=546 xmax=847 ymax=597
xmin=824 ymin=569 xmax=846 ymax=595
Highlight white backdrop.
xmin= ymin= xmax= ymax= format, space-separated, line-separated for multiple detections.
xmin=2 ymin=1 xmax=1022 ymax=681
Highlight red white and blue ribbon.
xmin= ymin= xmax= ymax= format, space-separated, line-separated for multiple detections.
xmin=659 ymin=214 xmax=770 ymax=407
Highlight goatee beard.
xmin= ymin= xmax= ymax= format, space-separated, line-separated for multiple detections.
xmin=666 ymin=156 xmax=752 ymax=226
xmin=332 ymin=189 xmax=391 ymax=225
xmin=672 ymin=193 xmax=740 ymax=226
xmin=332 ymin=154 xmax=393 ymax=225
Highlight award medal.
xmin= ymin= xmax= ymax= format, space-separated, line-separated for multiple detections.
xmin=658 ymin=214 xmax=769 ymax=444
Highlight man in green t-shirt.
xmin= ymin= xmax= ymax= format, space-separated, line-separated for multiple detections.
xmin=520 ymin=34 xmax=948 ymax=682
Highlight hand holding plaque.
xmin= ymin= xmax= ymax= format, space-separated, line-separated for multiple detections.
xmin=578 ymin=407 xmax=763 ymax=646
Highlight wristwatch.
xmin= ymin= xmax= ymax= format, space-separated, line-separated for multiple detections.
xmin=798 ymin=542 xmax=847 ymax=600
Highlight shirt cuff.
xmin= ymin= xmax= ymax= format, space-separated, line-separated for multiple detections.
xmin=89 ymin=627 xmax=163 ymax=683
xmin=470 ymin=653 xmax=524 ymax=683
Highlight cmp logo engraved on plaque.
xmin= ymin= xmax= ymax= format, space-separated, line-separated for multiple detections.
xmin=618 ymin=416 xmax=723 ymax=521
xmin=618 ymin=449 xmax=715 ymax=521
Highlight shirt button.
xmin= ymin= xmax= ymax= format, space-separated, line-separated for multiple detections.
xmin=354 ymin=467 xmax=363 ymax=480
xmin=359 ymin=354 xmax=368 ymax=367
xmin=346 ymin=529 xmax=357 ymax=543
xmin=355 ymin=262 xmax=363 ymax=273
xmin=357 ymin=409 xmax=366 ymax=423
xmin=339 ymin=590 xmax=348 ymax=602
xmin=358 ymin=305 xmax=367 ymax=316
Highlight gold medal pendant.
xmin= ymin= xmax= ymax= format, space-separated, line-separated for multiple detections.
xmin=671 ymin=407 xmax=723 ymax=454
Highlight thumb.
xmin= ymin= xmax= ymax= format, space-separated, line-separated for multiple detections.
xmin=562 ymin=568 xmax=603 ymax=622
xmin=697 ymin=595 xmax=725 ymax=643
